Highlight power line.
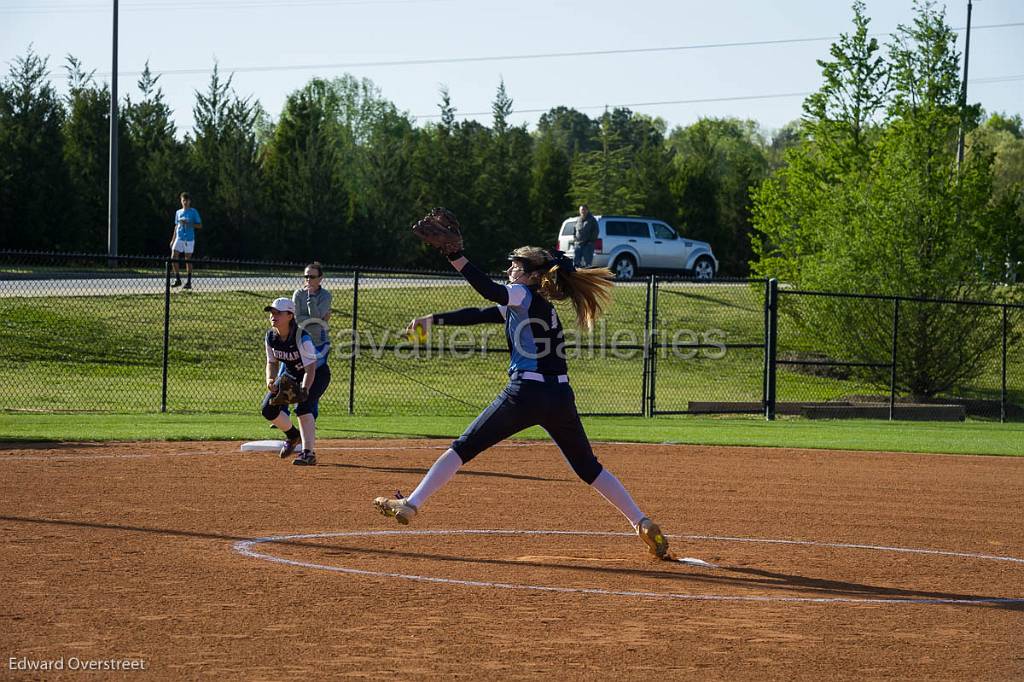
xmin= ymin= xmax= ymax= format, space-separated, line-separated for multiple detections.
xmin=411 ymin=76 xmax=1024 ymax=120
xmin=2 ymin=0 xmax=439 ymax=13
xmin=37 ymin=21 xmax=1024 ymax=80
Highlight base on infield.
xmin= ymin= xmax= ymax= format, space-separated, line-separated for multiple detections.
xmin=675 ymin=557 xmax=718 ymax=568
xmin=240 ymin=440 xmax=287 ymax=452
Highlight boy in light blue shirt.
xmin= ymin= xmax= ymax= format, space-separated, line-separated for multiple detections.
xmin=170 ymin=192 xmax=202 ymax=289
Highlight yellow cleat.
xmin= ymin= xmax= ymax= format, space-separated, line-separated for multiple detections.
xmin=637 ymin=517 xmax=669 ymax=558
xmin=373 ymin=496 xmax=418 ymax=525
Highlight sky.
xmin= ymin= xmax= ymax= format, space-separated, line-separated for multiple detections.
xmin=2 ymin=0 xmax=1022 ymax=139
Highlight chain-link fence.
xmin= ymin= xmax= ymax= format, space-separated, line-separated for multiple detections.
xmin=3 ymin=251 xmax=1022 ymax=421
xmin=770 ymin=286 xmax=1024 ymax=420
xmin=649 ymin=277 xmax=769 ymax=415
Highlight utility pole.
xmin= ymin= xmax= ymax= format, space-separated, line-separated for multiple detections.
xmin=956 ymin=0 xmax=973 ymax=169
xmin=107 ymin=0 xmax=119 ymax=260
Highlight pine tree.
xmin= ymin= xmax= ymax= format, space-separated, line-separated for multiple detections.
xmin=123 ymin=62 xmax=185 ymax=255
xmin=0 ymin=47 xmax=70 ymax=250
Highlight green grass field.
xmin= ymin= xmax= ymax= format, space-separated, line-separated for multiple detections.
xmin=1 ymin=412 xmax=1022 ymax=457
xmin=2 ymin=271 xmax=1021 ymax=422
xmin=0 ymin=278 xmax=867 ymax=414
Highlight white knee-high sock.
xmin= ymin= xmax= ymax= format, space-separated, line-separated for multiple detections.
xmin=590 ymin=469 xmax=646 ymax=528
xmin=407 ymin=449 xmax=463 ymax=509
xmin=298 ymin=413 xmax=316 ymax=452
xmin=271 ymin=413 xmax=293 ymax=432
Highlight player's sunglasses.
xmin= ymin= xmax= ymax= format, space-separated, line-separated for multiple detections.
xmin=303 ymin=274 xmax=320 ymax=279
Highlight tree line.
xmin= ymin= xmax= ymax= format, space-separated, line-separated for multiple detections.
xmin=0 ymin=56 xmax=787 ymax=274
xmin=0 ymin=1 xmax=1021 ymax=282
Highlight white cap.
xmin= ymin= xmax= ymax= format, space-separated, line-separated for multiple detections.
xmin=264 ymin=297 xmax=295 ymax=314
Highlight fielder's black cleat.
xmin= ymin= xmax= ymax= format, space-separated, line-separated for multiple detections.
xmin=278 ymin=435 xmax=301 ymax=459
xmin=293 ymin=450 xmax=317 ymax=466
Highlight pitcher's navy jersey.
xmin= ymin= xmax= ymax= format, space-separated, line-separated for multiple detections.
xmin=265 ymin=325 xmax=317 ymax=378
xmin=432 ymin=261 xmax=569 ymax=376
xmin=500 ymin=284 xmax=567 ymax=375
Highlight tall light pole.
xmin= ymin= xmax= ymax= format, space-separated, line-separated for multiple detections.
xmin=956 ymin=0 xmax=973 ymax=169
xmin=107 ymin=0 xmax=119 ymax=259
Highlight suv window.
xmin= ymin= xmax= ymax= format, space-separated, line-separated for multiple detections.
xmin=653 ymin=223 xmax=676 ymax=240
xmin=606 ymin=220 xmax=650 ymax=238
xmin=560 ymin=221 xmax=575 ymax=236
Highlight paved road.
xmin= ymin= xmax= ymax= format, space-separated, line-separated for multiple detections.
xmin=0 ymin=274 xmax=718 ymax=298
xmin=0 ymin=275 xmax=469 ymax=298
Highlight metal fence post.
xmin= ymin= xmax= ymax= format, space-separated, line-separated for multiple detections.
xmin=889 ymin=298 xmax=900 ymax=421
xmin=1001 ymin=304 xmax=1008 ymax=424
xmin=764 ymin=278 xmax=778 ymax=420
xmin=647 ymin=275 xmax=660 ymax=417
xmin=638 ymin=274 xmax=655 ymax=413
xmin=643 ymin=274 xmax=651 ymax=411
xmin=348 ymin=270 xmax=360 ymax=416
xmin=161 ymin=258 xmax=171 ymax=413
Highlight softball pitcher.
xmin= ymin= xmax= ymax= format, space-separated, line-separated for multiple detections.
xmin=374 ymin=229 xmax=670 ymax=558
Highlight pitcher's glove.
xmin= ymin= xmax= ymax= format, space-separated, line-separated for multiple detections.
xmin=269 ymin=373 xmax=308 ymax=406
xmin=412 ymin=207 xmax=463 ymax=259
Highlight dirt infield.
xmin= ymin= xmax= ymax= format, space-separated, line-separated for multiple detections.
xmin=1 ymin=439 xmax=1022 ymax=680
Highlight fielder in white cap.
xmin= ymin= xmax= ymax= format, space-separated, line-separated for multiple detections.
xmin=260 ymin=296 xmax=332 ymax=465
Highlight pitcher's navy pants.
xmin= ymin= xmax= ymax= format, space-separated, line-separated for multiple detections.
xmin=451 ymin=374 xmax=603 ymax=484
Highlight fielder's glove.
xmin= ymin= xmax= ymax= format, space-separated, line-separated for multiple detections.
xmin=269 ymin=373 xmax=308 ymax=406
xmin=412 ymin=207 xmax=463 ymax=259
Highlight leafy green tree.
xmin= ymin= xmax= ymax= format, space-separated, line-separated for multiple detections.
xmin=569 ymin=109 xmax=643 ymax=215
xmin=624 ymin=115 xmax=676 ymax=222
xmin=969 ymin=113 xmax=1024 ymax=282
xmin=802 ymin=0 xmax=889 ymax=175
xmin=358 ymin=106 xmax=419 ymax=266
xmin=751 ymin=0 xmax=1007 ymax=399
xmin=261 ymin=77 xmax=350 ymax=262
xmin=529 ymin=129 xmax=572 ymax=247
xmin=0 ymin=47 xmax=70 ymax=250
xmin=766 ymin=119 xmax=804 ymax=169
xmin=669 ymin=117 xmax=769 ymax=274
xmin=536 ymin=106 xmax=599 ymax=159
xmin=409 ymin=88 xmax=496 ymax=267
xmin=982 ymin=112 xmax=1022 ymax=139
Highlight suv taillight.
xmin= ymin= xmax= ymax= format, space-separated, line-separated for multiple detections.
xmin=594 ymin=238 xmax=603 ymax=253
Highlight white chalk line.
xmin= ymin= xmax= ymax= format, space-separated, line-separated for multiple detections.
xmin=0 ymin=442 xmax=534 ymax=462
xmin=233 ymin=529 xmax=1024 ymax=606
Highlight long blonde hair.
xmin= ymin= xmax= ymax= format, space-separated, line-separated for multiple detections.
xmin=509 ymin=246 xmax=614 ymax=331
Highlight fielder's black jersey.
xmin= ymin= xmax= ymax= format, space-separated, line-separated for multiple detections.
xmin=265 ymin=324 xmax=317 ymax=378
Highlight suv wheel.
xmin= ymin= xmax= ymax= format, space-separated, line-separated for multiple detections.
xmin=692 ymin=256 xmax=715 ymax=281
xmin=611 ymin=254 xmax=636 ymax=280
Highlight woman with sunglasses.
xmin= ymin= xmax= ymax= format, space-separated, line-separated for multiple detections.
xmin=270 ymin=262 xmax=333 ymax=465
xmin=373 ymin=246 xmax=670 ymax=559
xmin=293 ymin=262 xmax=332 ymax=366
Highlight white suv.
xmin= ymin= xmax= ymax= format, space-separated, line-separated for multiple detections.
xmin=557 ymin=215 xmax=718 ymax=280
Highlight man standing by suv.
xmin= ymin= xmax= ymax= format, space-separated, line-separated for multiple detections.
xmin=573 ymin=204 xmax=599 ymax=268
